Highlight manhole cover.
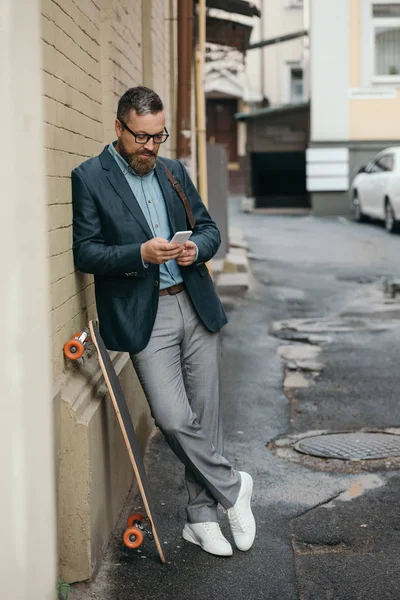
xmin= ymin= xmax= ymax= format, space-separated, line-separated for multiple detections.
xmin=294 ymin=433 xmax=400 ymax=460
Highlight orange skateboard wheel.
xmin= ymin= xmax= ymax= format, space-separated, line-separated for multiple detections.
xmin=127 ymin=512 xmax=144 ymax=528
xmin=63 ymin=338 xmax=85 ymax=360
xmin=123 ymin=526 xmax=144 ymax=549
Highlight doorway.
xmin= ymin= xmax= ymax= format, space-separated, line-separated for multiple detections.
xmin=251 ymin=151 xmax=310 ymax=209
xmin=206 ymin=98 xmax=238 ymax=163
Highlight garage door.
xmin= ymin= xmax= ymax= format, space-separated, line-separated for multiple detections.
xmin=251 ymin=152 xmax=310 ymax=209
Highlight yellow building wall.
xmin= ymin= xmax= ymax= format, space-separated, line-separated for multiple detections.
xmin=42 ymin=0 xmax=102 ymax=380
xmin=152 ymin=0 xmax=174 ymax=158
xmin=349 ymin=0 xmax=400 ymax=140
xmin=101 ymin=0 xmax=143 ymax=143
xmin=41 ymin=0 xmax=177 ymax=582
xmin=350 ymin=95 xmax=400 ymax=140
xmin=349 ymin=0 xmax=361 ymax=89
xmin=43 ymin=0 xmax=176 ymax=381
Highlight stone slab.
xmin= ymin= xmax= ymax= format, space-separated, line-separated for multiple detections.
xmin=216 ymin=272 xmax=249 ymax=295
xmin=284 ymin=372 xmax=310 ymax=388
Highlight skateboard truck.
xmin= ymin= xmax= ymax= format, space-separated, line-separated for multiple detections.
xmin=124 ymin=512 xmax=154 ymax=549
xmin=63 ymin=331 xmax=89 ymax=360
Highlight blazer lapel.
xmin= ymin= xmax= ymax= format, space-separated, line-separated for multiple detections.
xmin=155 ymin=160 xmax=182 ymax=233
xmin=99 ymin=146 xmax=153 ymax=239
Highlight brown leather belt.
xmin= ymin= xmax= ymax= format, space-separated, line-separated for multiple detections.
xmin=159 ymin=283 xmax=185 ymax=297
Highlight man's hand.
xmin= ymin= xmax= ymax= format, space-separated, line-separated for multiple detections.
xmin=141 ymin=237 xmax=183 ymax=265
xmin=176 ymin=240 xmax=197 ymax=267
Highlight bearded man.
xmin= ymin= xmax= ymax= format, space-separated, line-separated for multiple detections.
xmin=71 ymin=86 xmax=256 ymax=557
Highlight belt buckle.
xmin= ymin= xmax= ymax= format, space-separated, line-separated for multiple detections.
xmin=167 ymin=285 xmax=181 ymax=296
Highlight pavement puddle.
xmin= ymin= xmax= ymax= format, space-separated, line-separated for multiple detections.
xmin=322 ymin=475 xmax=384 ymax=508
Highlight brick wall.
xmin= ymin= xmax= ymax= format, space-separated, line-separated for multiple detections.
xmin=152 ymin=0 xmax=174 ymax=158
xmin=101 ymin=0 xmax=143 ymax=143
xmin=41 ymin=0 xmax=178 ymax=581
xmin=42 ymin=0 xmax=175 ymax=380
xmin=42 ymin=0 xmax=103 ymax=378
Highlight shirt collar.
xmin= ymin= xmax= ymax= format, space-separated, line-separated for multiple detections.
xmin=108 ymin=141 xmax=155 ymax=178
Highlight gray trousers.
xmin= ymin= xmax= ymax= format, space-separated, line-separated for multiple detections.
xmin=131 ymin=290 xmax=241 ymax=523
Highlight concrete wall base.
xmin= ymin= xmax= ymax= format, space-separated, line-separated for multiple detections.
xmin=311 ymin=191 xmax=352 ymax=217
xmin=57 ymin=352 xmax=153 ymax=583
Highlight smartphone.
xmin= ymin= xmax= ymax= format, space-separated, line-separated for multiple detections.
xmin=170 ymin=230 xmax=192 ymax=245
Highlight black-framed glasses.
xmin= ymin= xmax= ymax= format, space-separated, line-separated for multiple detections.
xmin=119 ymin=119 xmax=169 ymax=144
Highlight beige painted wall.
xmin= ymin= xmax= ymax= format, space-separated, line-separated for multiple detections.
xmin=348 ymin=0 xmax=400 ymax=140
xmin=41 ymin=0 xmax=178 ymax=582
xmin=261 ymin=0 xmax=304 ymax=105
xmin=349 ymin=0 xmax=361 ymax=88
xmin=350 ymin=94 xmax=400 ymax=139
xmin=1 ymin=0 xmax=56 ymax=597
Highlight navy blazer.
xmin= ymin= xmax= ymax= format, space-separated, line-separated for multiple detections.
xmin=71 ymin=146 xmax=228 ymax=353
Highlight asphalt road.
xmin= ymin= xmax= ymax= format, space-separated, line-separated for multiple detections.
xmin=71 ymin=202 xmax=400 ymax=600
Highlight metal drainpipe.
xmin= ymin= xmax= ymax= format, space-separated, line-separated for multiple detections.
xmin=177 ymin=0 xmax=194 ymax=167
xmin=195 ymin=0 xmax=208 ymax=208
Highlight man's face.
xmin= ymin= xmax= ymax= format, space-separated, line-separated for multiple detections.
xmin=115 ymin=110 xmax=166 ymax=175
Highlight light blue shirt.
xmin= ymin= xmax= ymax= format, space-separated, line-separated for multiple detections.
xmin=108 ymin=142 xmax=183 ymax=290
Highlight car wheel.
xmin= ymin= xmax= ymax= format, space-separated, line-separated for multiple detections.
xmin=353 ymin=193 xmax=367 ymax=222
xmin=385 ymin=200 xmax=399 ymax=233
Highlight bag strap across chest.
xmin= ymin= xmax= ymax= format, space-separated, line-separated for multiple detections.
xmin=158 ymin=160 xmax=196 ymax=230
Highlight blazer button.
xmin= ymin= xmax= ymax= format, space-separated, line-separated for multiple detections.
xmin=153 ymin=280 xmax=159 ymax=287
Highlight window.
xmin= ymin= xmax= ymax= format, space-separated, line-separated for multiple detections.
xmin=379 ymin=153 xmax=395 ymax=170
xmin=290 ymin=68 xmax=304 ymax=103
xmin=367 ymin=154 xmax=394 ymax=172
xmin=367 ymin=159 xmax=380 ymax=172
xmin=372 ymin=2 xmax=400 ymax=79
xmin=283 ymin=62 xmax=304 ymax=104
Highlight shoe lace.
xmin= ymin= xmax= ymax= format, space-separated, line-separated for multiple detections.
xmin=227 ymin=506 xmax=247 ymax=533
xmin=204 ymin=522 xmax=224 ymax=541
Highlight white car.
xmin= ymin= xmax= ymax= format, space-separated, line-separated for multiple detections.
xmin=351 ymin=146 xmax=400 ymax=233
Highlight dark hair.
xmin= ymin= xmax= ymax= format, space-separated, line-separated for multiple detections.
xmin=117 ymin=86 xmax=164 ymax=122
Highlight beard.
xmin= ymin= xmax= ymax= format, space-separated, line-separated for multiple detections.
xmin=118 ymin=142 xmax=157 ymax=175
xmin=130 ymin=152 xmax=157 ymax=175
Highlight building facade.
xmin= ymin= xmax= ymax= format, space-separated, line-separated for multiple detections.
xmin=308 ymin=0 xmax=400 ymax=215
xmin=204 ymin=3 xmax=262 ymax=193
xmin=235 ymin=0 xmax=309 ymax=210
xmin=246 ymin=0 xmax=305 ymax=107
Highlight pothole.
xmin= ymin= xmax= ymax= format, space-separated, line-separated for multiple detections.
xmin=294 ymin=432 xmax=400 ymax=460
xmin=272 ymin=315 xmax=400 ymax=335
xmin=383 ymin=280 xmax=400 ymax=299
xmin=279 ymin=343 xmax=324 ymax=389
xmin=336 ymin=274 xmax=381 ymax=284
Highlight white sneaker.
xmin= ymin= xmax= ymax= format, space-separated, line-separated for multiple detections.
xmin=182 ymin=522 xmax=233 ymax=557
xmin=227 ymin=471 xmax=256 ymax=551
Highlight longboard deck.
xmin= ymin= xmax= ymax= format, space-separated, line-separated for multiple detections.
xmin=89 ymin=320 xmax=166 ymax=564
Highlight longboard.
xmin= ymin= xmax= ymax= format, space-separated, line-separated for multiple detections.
xmin=64 ymin=322 xmax=166 ymax=563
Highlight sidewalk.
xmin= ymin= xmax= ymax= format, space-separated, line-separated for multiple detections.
xmin=213 ymin=226 xmax=251 ymax=298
